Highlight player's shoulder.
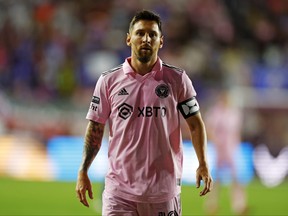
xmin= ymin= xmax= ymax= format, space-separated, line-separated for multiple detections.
xmin=162 ymin=62 xmax=185 ymax=75
xmin=101 ymin=64 xmax=123 ymax=77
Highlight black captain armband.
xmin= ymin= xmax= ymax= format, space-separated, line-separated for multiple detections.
xmin=177 ymin=97 xmax=200 ymax=119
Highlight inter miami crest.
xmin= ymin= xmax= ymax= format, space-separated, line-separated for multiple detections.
xmin=155 ymin=84 xmax=169 ymax=98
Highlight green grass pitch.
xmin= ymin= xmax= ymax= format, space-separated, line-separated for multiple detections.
xmin=0 ymin=177 xmax=287 ymax=215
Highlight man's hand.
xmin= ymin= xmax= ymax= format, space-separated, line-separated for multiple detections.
xmin=76 ymin=171 xmax=93 ymax=207
xmin=196 ymin=164 xmax=213 ymax=196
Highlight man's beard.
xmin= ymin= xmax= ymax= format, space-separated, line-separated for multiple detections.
xmin=137 ymin=49 xmax=152 ymax=63
xmin=137 ymin=55 xmax=151 ymax=63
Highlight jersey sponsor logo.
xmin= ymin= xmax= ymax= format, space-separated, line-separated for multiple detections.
xmin=155 ymin=84 xmax=169 ymax=98
xmin=90 ymin=103 xmax=98 ymax=111
xmin=91 ymin=96 xmax=100 ymax=104
xmin=118 ymin=103 xmax=133 ymax=120
xmin=117 ymin=103 xmax=167 ymax=119
xmin=118 ymin=88 xmax=129 ymax=95
xmin=138 ymin=106 xmax=167 ymax=117
xmin=178 ymin=97 xmax=199 ymax=119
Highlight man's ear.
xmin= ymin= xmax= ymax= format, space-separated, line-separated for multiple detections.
xmin=159 ymin=35 xmax=164 ymax=48
xmin=126 ymin=33 xmax=131 ymax=46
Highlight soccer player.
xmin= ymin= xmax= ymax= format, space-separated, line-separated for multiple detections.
xmin=76 ymin=10 xmax=213 ymax=216
xmin=204 ymin=90 xmax=247 ymax=215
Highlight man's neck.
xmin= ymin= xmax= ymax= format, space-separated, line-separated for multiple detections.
xmin=130 ymin=57 xmax=158 ymax=76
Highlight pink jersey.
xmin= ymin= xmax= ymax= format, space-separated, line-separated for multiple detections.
xmin=205 ymin=102 xmax=242 ymax=163
xmin=86 ymin=57 xmax=199 ymax=203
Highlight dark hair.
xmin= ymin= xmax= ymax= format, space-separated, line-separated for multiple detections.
xmin=129 ymin=10 xmax=162 ymax=34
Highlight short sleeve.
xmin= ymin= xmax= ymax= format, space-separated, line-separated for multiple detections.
xmin=86 ymin=75 xmax=110 ymax=124
xmin=177 ymin=71 xmax=200 ymax=118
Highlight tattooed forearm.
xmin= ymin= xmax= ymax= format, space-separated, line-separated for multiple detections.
xmin=80 ymin=120 xmax=105 ymax=172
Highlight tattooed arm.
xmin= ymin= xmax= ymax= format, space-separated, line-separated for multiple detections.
xmin=76 ymin=120 xmax=105 ymax=207
xmin=185 ymin=112 xmax=213 ymax=196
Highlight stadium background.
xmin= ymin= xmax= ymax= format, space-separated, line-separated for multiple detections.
xmin=0 ymin=0 xmax=288 ymax=215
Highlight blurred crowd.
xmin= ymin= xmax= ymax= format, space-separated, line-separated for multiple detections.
xmin=0 ymin=0 xmax=288 ymax=148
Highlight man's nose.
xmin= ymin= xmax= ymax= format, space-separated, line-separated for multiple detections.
xmin=142 ymin=33 xmax=151 ymax=43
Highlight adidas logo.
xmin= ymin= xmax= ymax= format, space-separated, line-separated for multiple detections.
xmin=118 ymin=88 xmax=129 ymax=95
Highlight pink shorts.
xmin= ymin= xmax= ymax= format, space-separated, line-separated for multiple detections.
xmin=102 ymin=191 xmax=181 ymax=216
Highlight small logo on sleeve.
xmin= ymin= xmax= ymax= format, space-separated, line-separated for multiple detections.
xmin=178 ymin=97 xmax=199 ymax=118
xmin=92 ymin=96 xmax=100 ymax=104
xmin=90 ymin=96 xmax=100 ymax=111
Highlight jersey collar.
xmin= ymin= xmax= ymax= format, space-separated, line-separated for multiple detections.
xmin=123 ymin=57 xmax=163 ymax=78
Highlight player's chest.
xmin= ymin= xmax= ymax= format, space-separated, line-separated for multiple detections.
xmin=109 ymin=78 xmax=176 ymax=116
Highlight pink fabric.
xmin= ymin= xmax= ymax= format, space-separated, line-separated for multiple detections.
xmin=102 ymin=191 xmax=181 ymax=216
xmin=87 ymin=57 xmax=197 ymax=203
